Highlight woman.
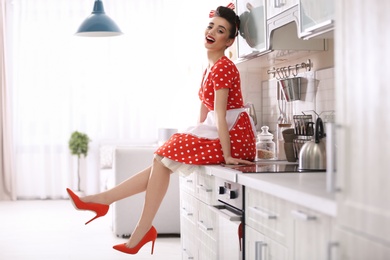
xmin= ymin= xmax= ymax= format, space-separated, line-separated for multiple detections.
xmin=67 ymin=3 xmax=256 ymax=255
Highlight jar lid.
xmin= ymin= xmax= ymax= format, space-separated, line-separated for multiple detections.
xmin=258 ymin=126 xmax=273 ymax=141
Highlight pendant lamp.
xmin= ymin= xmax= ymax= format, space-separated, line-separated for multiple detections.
xmin=75 ymin=0 xmax=122 ymax=37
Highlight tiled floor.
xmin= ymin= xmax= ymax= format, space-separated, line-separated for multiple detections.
xmin=0 ymin=200 xmax=181 ymax=260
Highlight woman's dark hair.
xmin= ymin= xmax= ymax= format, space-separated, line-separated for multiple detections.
xmin=214 ymin=6 xmax=240 ymax=39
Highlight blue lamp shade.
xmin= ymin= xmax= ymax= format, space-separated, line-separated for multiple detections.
xmin=75 ymin=0 xmax=122 ymax=37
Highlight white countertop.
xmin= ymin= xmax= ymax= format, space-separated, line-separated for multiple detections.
xmin=206 ymin=165 xmax=337 ymax=217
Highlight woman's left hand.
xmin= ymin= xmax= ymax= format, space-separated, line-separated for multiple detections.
xmin=224 ymin=156 xmax=255 ymax=165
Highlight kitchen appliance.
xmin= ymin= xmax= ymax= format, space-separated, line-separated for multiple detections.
xmin=298 ymin=117 xmax=327 ymax=171
xmin=222 ymin=162 xmax=299 ymax=173
xmin=293 ymin=114 xmax=314 ymax=159
xmin=213 ymin=175 xmax=245 ymax=260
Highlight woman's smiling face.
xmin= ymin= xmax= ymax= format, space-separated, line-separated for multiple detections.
xmin=204 ymin=17 xmax=234 ymax=51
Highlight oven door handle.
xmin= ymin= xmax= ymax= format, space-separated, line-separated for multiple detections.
xmin=211 ymin=205 xmax=242 ymax=222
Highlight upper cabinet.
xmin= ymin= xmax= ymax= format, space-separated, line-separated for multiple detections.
xmin=298 ymin=0 xmax=335 ymax=39
xmin=236 ymin=0 xmax=267 ymax=58
xmin=235 ymin=0 xmax=333 ymax=61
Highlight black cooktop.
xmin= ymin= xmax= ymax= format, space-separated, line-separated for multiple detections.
xmin=222 ymin=162 xmax=300 ymax=173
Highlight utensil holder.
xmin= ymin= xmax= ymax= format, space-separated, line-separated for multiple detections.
xmin=278 ymin=77 xmax=301 ymax=102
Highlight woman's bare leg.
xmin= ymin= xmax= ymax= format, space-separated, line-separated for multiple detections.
xmin=81 ymin=166 xmax=152 ymax=205
xmin=126 ymin=157 xmax=172 ymax=248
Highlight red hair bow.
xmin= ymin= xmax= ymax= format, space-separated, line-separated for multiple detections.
xmin=209 ymin=3 xmax=235 ymax=18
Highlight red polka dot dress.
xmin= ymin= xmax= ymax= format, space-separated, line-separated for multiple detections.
xmin=155 ymin=56 xmax=256 ymax=165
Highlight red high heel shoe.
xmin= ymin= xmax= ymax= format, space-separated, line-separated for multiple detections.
xmin=66 ymin=188 xmax=109 ymax=225
xmin=113 ymin=226 xmax=157 ymax=255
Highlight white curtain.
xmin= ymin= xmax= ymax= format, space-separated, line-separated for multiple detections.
xmin=5 ymin=0 xmax=227 ymax=199
xmin=1 ymin=0 xmax=16 ymax=200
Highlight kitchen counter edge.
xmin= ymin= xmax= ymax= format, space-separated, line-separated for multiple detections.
xmin=205 ymin=165 xmax=337 ymax=217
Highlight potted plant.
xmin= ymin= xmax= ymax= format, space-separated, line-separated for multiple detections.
xmin=68 ymin=131 xmax=91 ymax=192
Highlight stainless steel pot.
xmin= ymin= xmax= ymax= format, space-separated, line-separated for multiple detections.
xmin=298 ymin=117 xmax=327 ymax=171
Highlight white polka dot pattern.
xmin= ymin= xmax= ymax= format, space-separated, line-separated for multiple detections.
xmin=155 ymin=56 xmax=256 ymax=165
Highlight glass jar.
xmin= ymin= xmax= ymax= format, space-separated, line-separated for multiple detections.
xmin=256 ymin=126 xmax=276 ymax=160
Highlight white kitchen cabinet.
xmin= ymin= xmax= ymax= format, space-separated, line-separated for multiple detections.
xmin=196 ymin=169 xmax=217 ymax=205
xmin=180 ymin=183 xmax=198 ymax=260
xmin=245 ymin=186 xmax=334 ymax=260
xmin=197 ymin=200 xmax=218 ymax=260
xmin=179 ymin=170 xmax=196 ymax=196
xmin=267 ymin=0 xmax=298 ymax=19
xmin=246 ymin=225 xmax=289 ymax=260
xmin=291 ymin=207 xmax=333 ymax=260
xmin=246 ymin=187 xmax=293 ymax=247
xmin=180 ymin=216 xmax=197 ymax=260
xmin=298 ymin=0 xmax=334 ymax=39
xmin=335 ymin=228 xmax=390 ymax=260
xmin=334 ymin=0 xmax=390 ymax=258
xmin=180 ymin=168 xmax=217 ymax=260
xmin=236 ymin=0 xmax=267 ymax=58
xmin=180 ymin=168 xmax=245 ymax=260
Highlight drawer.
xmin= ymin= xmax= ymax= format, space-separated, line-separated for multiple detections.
xmin=180 ymin=190 xmax=197 ymax=224
xmin=246 ymin=225 xmax=289 ymax=260
xmin=180 ymin=174 xmax=196 ymax=196
xmin=180 ymin=216 xmax=197 ymax=260
xmin=245 ymin=188 xmax=293 ymax=246
xmin=291 ymin=205 xmax=332 ymax=260
xmin=198 ymin=242 xmax=218 ymax=260
xmin=196 ymin=170 xmax=217 ymax=205
xmin=197 ymin=200 xmax=218 ymax=245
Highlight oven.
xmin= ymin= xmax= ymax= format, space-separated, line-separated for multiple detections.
xmin=213 ymin=176 xmax=245 ymax=260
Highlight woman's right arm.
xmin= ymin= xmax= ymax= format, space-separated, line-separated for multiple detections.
xmin=199 ymin=103 xmax=209 ymax=123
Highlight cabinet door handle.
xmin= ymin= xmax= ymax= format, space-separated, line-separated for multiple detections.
xmin=249 ymin=206 xmax=277 ymax=219
xmin=274 ymin=0 xmax=285 ymax=8
xmin=291 ymin=210 xmax=317 ymax=221
xmin=198 ymin=220 xmax=213 ymax=231
xmin=255 ymin=241 xmax=267 ymax=260
xmin=305 ymin=19 xmax=334 ymax=33
xmin=327 ymin=242 xmax=339 ymax=260
xmin=326 ymin=122 xmax=336 ymax=193
xmin=197 ymin=184 xmax=212 ymax=192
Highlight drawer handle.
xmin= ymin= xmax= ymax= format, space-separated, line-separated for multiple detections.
xmin=198 ymin=220 xmax=213 ymax=231
xmin=249 ymin=206 xmax=277 ymax=219
xmin=255 ymin=241 xmax=267 ymax=260
xmin=186 ymin=179 xmax=193 ymax=183
xmin=197 ymin=184 xmax=212 ymax=192
xmin=181 ymin=207 xmax=193 ymax=216
xmin=291 ymin=210 xmax=317 ymax=221
xmin=183 ymin=248 xmax=194 ymax=260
